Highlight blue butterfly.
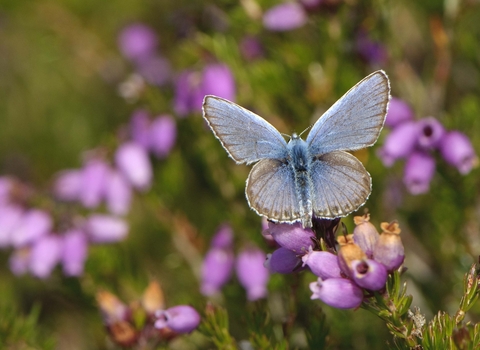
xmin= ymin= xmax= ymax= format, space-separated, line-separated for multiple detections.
xmin=202 ymin=70 xmax=390 ymax=227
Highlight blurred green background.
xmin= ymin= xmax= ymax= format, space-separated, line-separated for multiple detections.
xmin=1 ymin=0 xmax=480 ymax=348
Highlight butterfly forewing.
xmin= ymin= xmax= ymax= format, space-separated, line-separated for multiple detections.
xmin=309 ymin=151 xmax=371 ymax=218
xmin=246 ymin=159 xmax=302 ymax=222
xmin=306 ymin=70 xmax=390 ymax=156
xmin=203 ymin=96 xmax=288 ymax=165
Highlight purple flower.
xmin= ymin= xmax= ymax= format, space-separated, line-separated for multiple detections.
xmin=403 ymin=151 xmax=435 ymax=195
xmin=173 ymin=70 xmax=203 ymax=116
xmin=80 ymin=159 xmax=109 ymax=208
xmin=265 ymin=247 xmax=303 ymax=274
xmin=10 ymin=209 xmax=52 ymax=248
xmin=118 ymin=23 xmax=158 ymax=62
xmin=355 ymin=30 xmax=388 ymax=66
xmin=135 ymin=55 xmax=171 ymax=86
xmin=0 ymin=177 xmax=13 ymax=204
xmin=53 ymin=169 xmax=83 ymax=202
xmin=0 ymin=204 xmax=23 ymax=247
xmin=105 ymin=169 xmax=132 ymax=216
xmin=263 ymin=3 xmax=308 ymax=31
xmin=416 ymin=117 xmax=445 ymax=149
xmin=310 ymin=278 xmax=363 ymax=309
xmin=210 ymin=224 xmax=234 ymax=249
xmin=9 ymin=248 xmax=30 ymax=275
xmin=85 ymin=214 xmax=129 ymax=243
xmin=439 ymin=131 xmax=478 ymax=174
xmin=62 ymin=229 xmax=88 ymax=276
xmin=200 ymin=247 xmax=234 ymax=296
xmin=384 ymin=97 xmax=414 ymax=128
xmin=236 ymin=247 xmax=269 ymax=301
xmin=155 ymin=305 xmax=201 ymax=334
xmin=200 ymin=64 xmax=236 ymax=102
xmin=302 ymin=249 xmax=341 ymax=279
xmin=373 ymin=222 xmax=405 ymax=271
xmin=267 ymin=221 xmax=315 ymax=253
xmin=130 ymin=109 xmax=151 ymax=149
xmin=149 ymin=115 xmax=177 ymax=158
xmin=350 ymin=259 xmax=388 ymax=291
xmin=115 ymin=142 xmax=152 ymax=191
xmin=377 ymin=121 xmax=419 ymax=167
xmin=337 ymin=243 xmax=366 ymax=278
xmin=352 ymin=214 xmax=379 ymax=258
xmin=240 ymin=36 xmax=264 ymax=61
xmin=29 ymin=234 xmax=63 ymax=278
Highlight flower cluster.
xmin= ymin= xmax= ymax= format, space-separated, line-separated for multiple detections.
xmin=378 ymin=97 xmax=478 ymax=194
xmin=264 ymin=214 xmax=404 ymax=309
xmin=0 ymin=107 xmax=176 ymax=279
xmin=200 ymin=224 xmax=269 ymax=301
xmin=96 ymin=281 xmax=200 ymax=347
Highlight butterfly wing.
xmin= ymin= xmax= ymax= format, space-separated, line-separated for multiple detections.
xmin=309 ymin=151 xmax=371 ymax=218
xmin=306 ymin=70 xmax=390 ymax=156
xmin=246 ymin=159 xmax=302 ymax=223
xmin=203 ymin=96 xmax=288 ymax=165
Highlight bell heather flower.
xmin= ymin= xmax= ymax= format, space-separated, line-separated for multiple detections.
xmin=384 ymin=97 xmax=414 ymax=128
xmin=337 ymin=242 xmax=367 ymax=278
xmin=115 ymin=142 xmax=153 ymax=191
xmin=240 ymin=35 xmax=264 ymax=61
xmin=0 ymin=204 xmax=23 ymax=247
xmin=85 ymin=214 xmax=129 ymax=243
xmin=236 ymin=247 xmax=269 ymax=301
xmin=200 ymin=225 xmax=235 ymax=296
xmin=53 ymin=169 xmax=82 ymax=202
xmin=9 ymin=248 xmax=30 ymax=275
xmin=130 ymin=109 xmax=151 ymax=149
xmin=10 ymin=209 xmax=52 ymax=248
xmin=439 ymin=131 xmax=478 ymax=174
xmin=403 ymin=151 xmax=436 ymax=195
xmin=416 ymin=117 xmax=445 ymax=149
xmin=149 ymin=115 xmax=177 ymax=158
xmin=264 ymin=247 xmax=303 ymax=274
xmin=200 ymin=64 xmax=236 ymax=102
xmin=155 ymin=305 xmax=201 ymax=334
xmin=263 ymin=2 xmax=307 ymax=31
xmin=135 ymin=55 xmax=171 ymax=87
xmin=373 ymin=222 xmax=405 ymax=271
xmin=173 ymin=70 xmax=204 ymax=116
xmin=378 ymin=121 xmax=419 ymax=167
xmin=29 ymin=234 xmax=63 ymax=278
xmin=62 ymin=229 xmax=88 ymax=276
xmin=105 ymin=169 xmax=132 ymax=216
xmin=302 ymin=248 xmax=342 ymax=279
xmin=118 ymin=23 xmax=158 ymax=63
xmin=350 ymin=259 xmax=388 ymax=291
xmin=267 ymin=221 xmax=315 ymax=253
xmin=352 ymin=214 xmax=379 ymax=258
xmin=355 ymin=30 xmax=388 ymax=66
xmin=310 ymin=278 xmax=363 ymax=309
xmin=80 ymin=159 xmax=109 ymax=208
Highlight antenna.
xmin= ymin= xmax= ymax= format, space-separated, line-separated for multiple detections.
xmin=299 ymin=125 xmax=312 ymax=138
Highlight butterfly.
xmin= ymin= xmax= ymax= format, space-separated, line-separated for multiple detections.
xmin=202 ymin=70 xmax=390 ymax=228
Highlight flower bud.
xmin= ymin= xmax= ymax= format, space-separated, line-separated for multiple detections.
xmin=129 ymin=109 xmax=151 ymax=149
xmin=155 ymin=305 xmax=201 ymax=334
xmin=149 ymin=115 xmax=177 ymax=158
xmin=115 ymin=142 xmax=152 ymax=191
xmin=310 ymin=278 xmax=363 ymax=309
xmin=200 ymin=248 xmax=234 ymax=296
xmin=353 ymin=214 xmax=379 ymax=257
xmin=302 ymin=248 xmax=341 ymax=279
xmin=377 ymin=121 xmax=419 ymax=166
xmin=105 ymin=170 xmax=132 ymax=216
xmin=141 ymin=281 xmax=165 ymax=315
xmin=29 ymin=234 xmax=63 ymax=278
xmin=62 ymin=229 xmax=88 ymax=276
xmin=201 ymin=64 xmax=236 ymax=102
xmin=439 ymin=131 xmax=478 ymax=174
xmin=350 ymin=259 xmax=388 ymax=291
xmin=236 ymin=247 xmax=269 ymax=301
xmin=264 ymin=247 xmax=302 ymax=274
xmin=53 ymin=169 xmax=82 ymax=201
xmin=210 ymin=224 xmax=233 ymax=249
xmin=267 ymin=221 xmax=315 ymax=253
xmin=373 ymin=222 xmax=405 ymax=271
xmin=384 ymin=97 xmax=414 ymax=128
xmin=11 ymin=209 xmax=52 ymax=248
xmin=85 ymin=215 xmax=129 ymax=243
xmin=118 ymin=23 xmax=157 ymax=63
xmin=263 ymin=3 xmax=307 ymax=32
xmin=80 ymin=159 xmax=109 ymax=208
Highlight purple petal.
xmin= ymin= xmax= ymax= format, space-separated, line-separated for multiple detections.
xmin=10 ymin=209 xmax=52 ymax=248
xmin=53 ymin=169 xmax=83 ymax=202
xmin=416 ymin=117 xmax=445 ymax=149
xmin=115 ymin=142 xmax=152 ymax=191
xmin=62 ymin=229 xmax=88 ymax=276
xmin=0 ymin=205 xmax=24 ymax=247
xmin=105 ymin=169 xmax=132 ymax=216
xmin=118 ymin=23 xmax=158 ymax=62
xmin=79 ymin=159 xmax=109 ymax=208
xmin=302 ymin=249 xmax=341 ymax=279
xmin=403 ymin=151 xmax=436 ymax=195
xmin=377 ymin=121 xmax=419 ymax=166
xmin=135 ymin=55 xmax=171 ymax=86
xmin=264 ymin=247 xmax=303 ymax=274
xmin=236 ymin=247 xmax=269 ymax=301
xmin=155 ymin=305 xmax=201 ymax=333
xmin=210 ymin=224 xmax=234 ymax=249
xmin=29 ymin=235 xmax=63 ymax=278
xmin=267 ymin=221 xmax=315 ymax=253
xmin=149 ymin=115 xmax=177 ymax=158
xmin=352 ymin=215 xmax=379 ymax=258
xmin=263 ymin=3 xmax=307 ymax=31
xmin=130 ymin=109 xmax=151 ymax=149
xmin=85 ymin=214 xmax=129 ymax=243
xmin=9 ymin=248 xmax=30 ymax=275
xmin=373 ymin=231 xmax=405 ymax=271
xmin=173 ymin=70 xmax=202 ymax=116
xmin=351 ymin=259 xmax=388 ymax=291
xmin=384 ymin=97 xmax=414 ymax=128
xmin=310 ymin=278 xmax=363 ymax=309
xmin=200 ymin=64 xmax=236 ymax=102
xmin=439 ymin=131 xmax=478 ymax=174
xmin=200 ymin=248 xmax=234 ymax=296
xmin=0 ymin=177 xmax=14 ymax=204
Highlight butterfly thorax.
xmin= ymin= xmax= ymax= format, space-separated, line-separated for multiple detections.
xmin=287 ymin=134 xmax=310 ymax=172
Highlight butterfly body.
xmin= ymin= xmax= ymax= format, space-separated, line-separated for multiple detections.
xmin=203 ymin=70 xmax=390 ymax=227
